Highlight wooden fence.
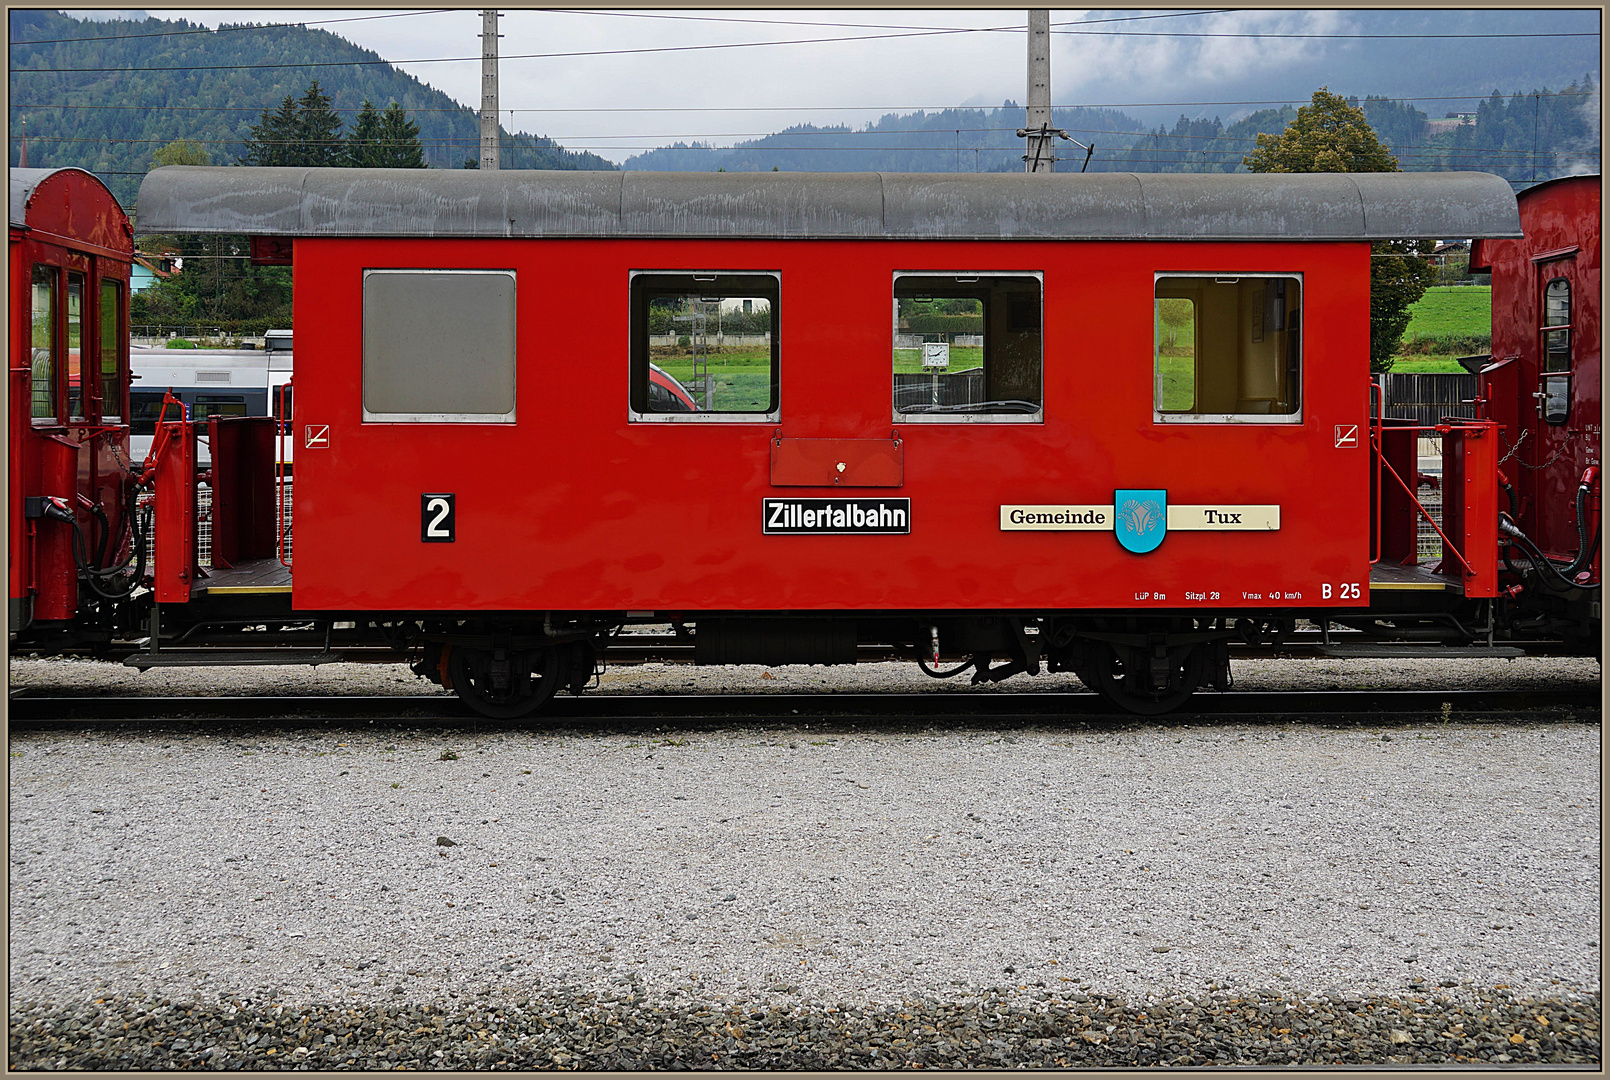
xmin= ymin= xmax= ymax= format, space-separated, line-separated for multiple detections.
xmin=1379 ymin=373 xmax=1479 ymax=427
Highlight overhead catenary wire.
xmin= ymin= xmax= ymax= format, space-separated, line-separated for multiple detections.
xmin=9 ymin=7 xmax=1228 ymax=46
xmin=10 ymin=91 xmax=1596 ymax=120
xmin=17 ymin=131 xmax=1597 ymax=164
xmin=553 ymin=9 xmax=1230 ymax=33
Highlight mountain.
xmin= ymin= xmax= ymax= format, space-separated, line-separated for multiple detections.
xmin=621 ymin=83 xmax=1598 ymax=187
xmin=622 ymin=104 xmax=1142 ymax=174
xmin=7 ymin=11 xmax=616 ymax=206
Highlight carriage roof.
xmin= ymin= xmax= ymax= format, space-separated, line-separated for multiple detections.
xmin=136 ymin=166 xmax=1521 ymax=242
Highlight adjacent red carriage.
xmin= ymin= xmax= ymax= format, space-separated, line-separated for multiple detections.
xmin=8 ymin=167 xmax=137 ymax=641
xmin=1470 ymin=173 xmax=1601 ymax=645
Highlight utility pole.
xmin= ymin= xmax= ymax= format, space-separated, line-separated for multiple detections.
xmin=1017 ymin=10 xmax=1093 ymax=174
xmin=1023 ymin=10 xmax=1052 ymax=172
xmin=480 ymin=10 xmax=501 ymax=170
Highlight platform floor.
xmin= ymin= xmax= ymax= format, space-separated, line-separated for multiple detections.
xmin=1369 ymin=561 xmax=1458 ymax=592
xmin=194 ymin=558 xmax=291 ymax=597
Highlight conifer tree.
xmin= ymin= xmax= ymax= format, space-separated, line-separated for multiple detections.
xmin=295 ymin=81 xmax=345 ymax=167
xmin=240 ymin=94 xmax=301 ymax=166
xmin=374 ymin=102 xmax=427 ymax=168
xmin=344 ymin=99 xmax=385 ymax=167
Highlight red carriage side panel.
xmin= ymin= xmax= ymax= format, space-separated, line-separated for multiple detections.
xmin=287 ymin=236 xmax=1371 ymax=615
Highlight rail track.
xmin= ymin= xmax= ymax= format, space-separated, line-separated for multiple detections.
xmin=6 ymin=687 xmax=1597 ymax=728
xmin=33 ymin=632 xmax=1593 ymax=669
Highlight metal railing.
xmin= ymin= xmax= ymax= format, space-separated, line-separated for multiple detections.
xmin=139 ymin=478 xmax=293 ymax=570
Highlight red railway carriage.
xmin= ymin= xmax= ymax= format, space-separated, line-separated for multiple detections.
xmin=1470 ymin=173 xmax=1601 ymax=645
xmin=129 ymin=167 xmax=1523 ymax=714
xmin=8 ymin=167 xmax=137 ymax=641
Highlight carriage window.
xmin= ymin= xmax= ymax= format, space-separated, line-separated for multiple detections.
xmin=362 ymin=269 xmax=516 ymax=423
xmin=1154 ymin=274 xmax=1301 ymax=422
xmin=193 ymin=395 xmax=248 ymax=422
xmin=892 ymin=273 xmax=1041 ymax=422
xmin=66 ymin=272 xmax=85 ymax=420
xmin=630 ymin=272 xmax=779 ymax=421
xmin=1543 ymin=277 xmax=1570 ymax=373
xmin=100 ymin=279 xmax=124 ymax=421
xmin=31 ymin=265 xmax=57 ymax=420
xmin=272 ymin=384 xmax=293 ymax=433
xmin=129 ymin=391 xmax=167 ymax=436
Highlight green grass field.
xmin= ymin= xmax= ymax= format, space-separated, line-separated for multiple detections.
xmin=892 ymin=346 xmax=983 ymax=374
xmin=1154 ymin=353 xmax=1194 ymax=411
xmin=1401 ymin=285 xmax=1491 ymax=338
xmin=1390 ymin=285 xmax=1492 ymax=372
xmin=651 ymin=348 xmax=773 ymax=411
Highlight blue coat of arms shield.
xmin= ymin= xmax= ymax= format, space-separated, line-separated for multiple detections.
xmin=1114 ymin=489 xmax=1167 ymax=553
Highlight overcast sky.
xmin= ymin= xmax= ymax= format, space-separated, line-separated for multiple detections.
xmin=113 ymin=8 xmax=1602 ymax=164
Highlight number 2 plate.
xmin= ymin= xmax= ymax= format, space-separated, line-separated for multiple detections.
xmin=421 ymin=493 xmax=455 ymax=543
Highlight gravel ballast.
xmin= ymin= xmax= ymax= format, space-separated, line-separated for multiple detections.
xmin=10 ymin=988 xmax=1600 ymax=1069
xmin=7 ymin=657 xmax=1601 ymax=1067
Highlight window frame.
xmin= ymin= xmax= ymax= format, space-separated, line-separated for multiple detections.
xmin=360 ymin=267 xmax=518 ymax=425
xmin=30 ymin=263 xmax=59 ymax=424
xmin=890 ymin=270 xmax=1044 ymax=425
xmin=627 ymin=270 xmax=781 ymax=424
xmin=129 ymin=390 xmax=168 ymax=437
xmin=65 ymin=270 xmax=87 ymax=421
xmin=99 ymin=277 xmax=125 ymax=423
xmin=1541 ymin=275 xmax=1571 ymax=374
xmin=1152 ymin=271 xmax=1304 ymax=425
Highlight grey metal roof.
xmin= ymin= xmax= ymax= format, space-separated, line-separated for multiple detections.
xmin=136 ymin=166 xmax=1522 ymax=241
xmin=9 ymin=166 xmax=92 ymax=227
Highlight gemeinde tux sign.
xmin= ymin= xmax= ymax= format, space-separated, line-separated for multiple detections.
xmin=1002 ymin=497 xmax=1278 ymax=554
xmin=1000 ymin=504 xmax=1280 ymax=531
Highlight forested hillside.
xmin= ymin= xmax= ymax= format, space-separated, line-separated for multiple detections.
xmin=626 ymin=81 xmax=1599 ymax=183
xmin=623 ymin=104 xmax=1141 ymax=174
xmin=8 ymin=11 xmax=615 ymax=206
xmin=1106 ymin=81 xmax=1599 ymax=180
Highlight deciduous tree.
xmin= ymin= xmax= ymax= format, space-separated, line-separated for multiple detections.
xmin=152 ymin=139 xmax=211 ymax=167
xmin=1244 ymin=88 xmax=1437 ymax=372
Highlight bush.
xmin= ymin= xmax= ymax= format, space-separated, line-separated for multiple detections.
xmin=167 ymin=338 xmax=198 ymax=349
xmin=1398 ymin=331 xmax=1491 ymax=356
xmin=901 ymin=313 xmax=983 ymax=335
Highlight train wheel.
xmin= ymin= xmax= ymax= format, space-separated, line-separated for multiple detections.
xmin=1089 ymin=641 xmax=1207 ymax=716
xmin=449 ymin=646 xmax=562 ymax=719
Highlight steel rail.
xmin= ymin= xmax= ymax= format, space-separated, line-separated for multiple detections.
xmin=18 ymin=634 xmax=1590 ymax=668
xmin=6 ymin=688 xmax=1597 ymax=726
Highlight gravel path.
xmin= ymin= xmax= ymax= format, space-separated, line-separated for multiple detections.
xmin=7 ymin=662 xmax=1601 ymax=1066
